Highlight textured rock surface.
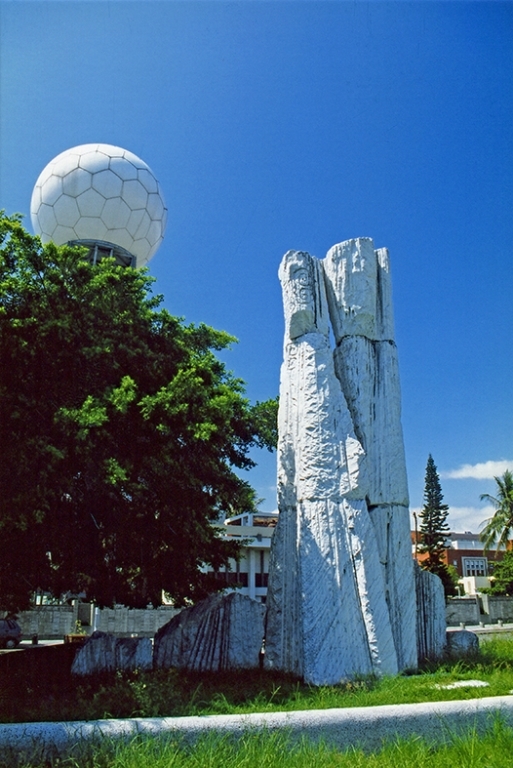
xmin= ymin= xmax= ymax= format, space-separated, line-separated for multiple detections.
xmin=323 ymin=241 xmax=415 ymax=670
xmin=265 ymin=240 xmax=419 ymax=684
xmin=446 ymin=630 xmax=479 ymax=658
xmin=415 ymin=564 xmax=447 ymax=662
xmin=154 ymin=592 xmax=265 ymax=672
xmin=71 ymin=632 xmax=152 ymax=676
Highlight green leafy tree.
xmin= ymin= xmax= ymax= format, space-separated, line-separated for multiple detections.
xmin=479 ymin=470 xmax=513 ymax=553
xmin=483 ymin=549 xmax=513 ymax=596
xmin=0 ymin=213 xmax=277 ymax=612
xmin=418 ymin=454 xmax=455 ymax=596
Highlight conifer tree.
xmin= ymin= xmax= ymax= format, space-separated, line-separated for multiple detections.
xmin=418 ymin=454 xmax=456 ymax=595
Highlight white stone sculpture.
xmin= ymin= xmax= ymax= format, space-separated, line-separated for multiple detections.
xmin=71 ymin=632 xmax=153 ymax=676
xmin=154 ymin=592 xmax=265 ymax=672
xmin=265 ymin=239 xmax=419 ymax=685
xmin=415 ymin=563 xmax=447 ymax=662
xmin=445 ymin=629 xmax=479 ymax=659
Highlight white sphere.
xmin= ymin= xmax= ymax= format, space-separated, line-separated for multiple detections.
xmin=30 ymin=144 xmax=167 ymax=267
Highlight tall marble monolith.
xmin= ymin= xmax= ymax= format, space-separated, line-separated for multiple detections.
xmin=264 ymin=240 xmax=418 ymax=684
xmin=323 ymin=239 xmax=417 ymax=671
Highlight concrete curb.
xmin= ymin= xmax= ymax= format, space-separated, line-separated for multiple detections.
xmin=1 ymin=696 xmax=513 ymax=762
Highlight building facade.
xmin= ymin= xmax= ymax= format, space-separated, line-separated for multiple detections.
xmin=412 ymin=530 xmax=505 ymax=595
xmin=210 ymin=512 xmax=278 ymax=603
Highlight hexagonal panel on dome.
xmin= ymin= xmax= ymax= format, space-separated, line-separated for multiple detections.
xmin=92 ymin=169 xmax=123 ymax=199
xmin=74 ymin=217 xmax=109 ymax=242
xmin=41 ymin=176 xmax=63 ymax=206
xmin=148 ymin=239 xmax=162 ymax=260
xmin=131 ymin=238 xmax=153 ymax=263
xmin=134 ymin=211 xmax=151 ymax=240
xmin=62 ymin=167 xmax=92 ymax=197
xmin=108 ymin=228 xmax=136 ymax=253
xmin=102 ymin=197 xmax=131 ymax=229
xmin=76 ymin=187 xmax=106 ymax=218
xmin=126 ymin=209 xmax=147 ymax=237
xmin=36 ymin=204 xmax=58 ymax=238
xmin=53 ymin=225 xmax=79 ymax=245
xmin=79 ymin=150 xmax=110 ymax=174
xmin=30 ymin=186 xmax=42 ymax=215
xmin=146 ymin=220 xmax=163 ymax=248
xmin=109 ymin=157 xmax=138 ymax=181
xmin=34 ymin=165 xmax=55 ymax=190
xmin=138 ymin=169 xmax=158 ymax=194
xmin=53 ymin=153 xmax=81 ymax=178
xmin=123 ymin=149 xmax=149 ymax=170
xmin=54 ymin=196 xmax=81 ymax=228
xmin=98 ymin=144 xmax=124 ymax=158
xmin=147 ymin=193 xmax=164 ymax=221
xmin=122 ymin=179 xmax=148 ymax=211
xmin=102 ymin=197 xmax=131 ymax=230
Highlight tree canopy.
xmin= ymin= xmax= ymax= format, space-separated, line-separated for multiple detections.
xmin=418 ymin=454 xmax=455 ymax=596
xmin=479 ymin=470 xmax=513 ymax=554
xmin=484 ymin=549 xmax=513 ymax=596
xmin=0 ymin=212 xmax=277 ymax=613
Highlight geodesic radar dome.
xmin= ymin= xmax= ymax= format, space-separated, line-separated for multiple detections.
xmin=30 ymin=144 xmax=167 ymax=267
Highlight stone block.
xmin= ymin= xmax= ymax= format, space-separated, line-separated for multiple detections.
xmin=415 ymin=564 xmax=446 ymax=662
xmin=445 ymin=630 xmax=479 ymax=659
xmin=153 ymin=592 xmax=265 ymax=672
xmin=71 ymin=631 xmax=153 ymax=675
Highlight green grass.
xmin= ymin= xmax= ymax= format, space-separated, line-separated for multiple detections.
xmin=2 ymin=638 xmax=513 ymax=768
xmin=1 ymin=636 xmax=513 ymax=725
xmin=4 ymin=719 xmax=513 ymax=768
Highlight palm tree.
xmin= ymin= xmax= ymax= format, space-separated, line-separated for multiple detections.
xmin=479 ymin=470 xmax=513 ymax=553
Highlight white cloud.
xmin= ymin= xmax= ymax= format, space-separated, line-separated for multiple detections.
xmin=410 ymin=505 xmax=496 ymax=534
xmin=441 ymin=460 xmax=513 ymax=481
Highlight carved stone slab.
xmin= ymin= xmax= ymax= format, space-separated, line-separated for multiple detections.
xmin=153 ymin=592 xmax=265 ymax=672
xmin=71 ymin=632 xmax=153 ymax=675
xmin=446 ymin=630 xmax=479 ymax=659
xmin=415 ymin=564 xmax=447 ymax=662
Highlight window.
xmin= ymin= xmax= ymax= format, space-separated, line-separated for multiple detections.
xmin=462 ymin=557 xmax=488 ymax=577
xmin=223 ymin=572 xmax=249 ymax=587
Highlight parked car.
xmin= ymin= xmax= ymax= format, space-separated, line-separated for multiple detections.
xmin=0 ymin=617 xmax=22 ymax=648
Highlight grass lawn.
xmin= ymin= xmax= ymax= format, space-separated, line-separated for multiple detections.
xmin=1 ymin=637 xmax=513 ymax=767
xmin=3 ymin=719 xmax=513 ymax=768
xmin=1 ymin=636 xmax=513 ymax=724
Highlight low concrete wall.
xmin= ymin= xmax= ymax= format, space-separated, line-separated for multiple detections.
xmin=446 ymin=595 xmax=513 ymax=627
xmin=446 ymin=597 xmax=480 ymax=626
xmin=480 ymin=595 xmax=513 ymax=623
xmin=1 ymin=697 xmax=513 ymax=763
xmin=17 ymin=605 xmax=77 ymax=639
xmin=94 ymin=606 xmax=180 ymax=637
xmin=19 ymin=596 xmax=513 ymax=638
xmin=15 ymin=605 xmax=180 ymax=640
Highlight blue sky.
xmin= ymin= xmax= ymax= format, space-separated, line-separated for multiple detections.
xmin=1 ymin=0 xmax=512 ymax=532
